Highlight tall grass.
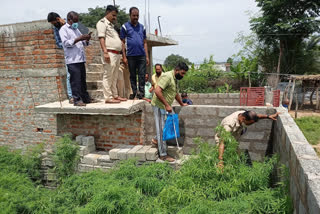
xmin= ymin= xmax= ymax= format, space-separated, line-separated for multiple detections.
xmin=295 ymin=116 xmax=320 ymax=145
xmin=0 ymin=128 xmax=292 ymax=214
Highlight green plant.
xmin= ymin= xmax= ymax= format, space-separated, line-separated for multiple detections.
xmin=53 ymin=135 xmax=80 ymax=180
xmin=295 ymin=116 xmax=320 ymax=145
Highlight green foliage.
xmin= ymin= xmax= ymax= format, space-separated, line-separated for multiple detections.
xmin=53 ymin=135 xmax=80 ymax=180
xmin=295 ymin=116 xmax=320 ymax=145
xmin=0 ymin=128 xmax=292 ymax=213
xmin=250 ymin=0 xmax=320 ymax=75
xmin=163 ymin=54 xmax=192 ymax=71
xmin=79 ymin=5 xmax=129 ymax=30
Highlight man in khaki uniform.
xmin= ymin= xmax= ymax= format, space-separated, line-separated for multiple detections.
xmin=96 ymin=5 xmax=127 ymax=103
xmin=215 ymin=110 xmax=280 ymax=168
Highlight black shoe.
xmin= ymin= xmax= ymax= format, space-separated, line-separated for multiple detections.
xmin=74 ymin=101 xmax=86 ymax=107
xmin=85 ymin=98 xmax=99 ymax=104
xmin=129 ymin=94 xmax=136 ymax=100
xmin=137 ymin=94 xmax=144 ymax=99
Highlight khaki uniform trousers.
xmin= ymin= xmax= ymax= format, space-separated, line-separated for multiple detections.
xmin=102 ymin=52 xmax=121 ymax=101
xmin=117 ymin=63 xmax=132 ymax=99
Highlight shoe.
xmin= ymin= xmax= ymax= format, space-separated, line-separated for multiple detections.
xmin=74 ymin=101 xmax=86 ymax=106
xmin=137 ymin=94 xmax=144 ymax=99
xmin=69 ymin=98 xmax=74 ymax=104
xmin=115 ymin=97 xmax=127 ymax=101
xmin=159 ymin=155 xmax=175 ymax=162
xmin=105 ymin=99 xmax=121 ymax=104
xmin=129 ymin=94 xmax=136 ymax=100
xmin=87 ymin=98 xmax=99 ymax=103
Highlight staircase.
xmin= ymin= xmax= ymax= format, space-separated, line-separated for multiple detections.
xmin=86 ymin=63 xmax=104 ymax=100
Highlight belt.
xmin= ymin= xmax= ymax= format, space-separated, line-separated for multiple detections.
xmin=107 ymin=49 xmax=122 ymax=55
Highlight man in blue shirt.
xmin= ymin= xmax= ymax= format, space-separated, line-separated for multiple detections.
xmin=120 ymin=7 xmax=149 ymax=100
xmin=59 ymin=11 xmax=92 ymax=106
xmin=47 ymin=12 xmax=73 ymax=104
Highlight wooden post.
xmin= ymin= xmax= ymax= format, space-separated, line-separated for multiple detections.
xmin=288 ymin=78 xmax=296 ymax=111
xmin=300 ymin=86 xmax=305 ymax=109
xmin=295 ymin=93 xmax=298 ymax=119
xmin=248 ymin=72 xmax=251 ymax=88
xmin=316 ymin=86 xmax=319 ymax=110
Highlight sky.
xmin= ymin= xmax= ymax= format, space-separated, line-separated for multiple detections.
xmin=0 ymin=0 xmax=260 ymax=64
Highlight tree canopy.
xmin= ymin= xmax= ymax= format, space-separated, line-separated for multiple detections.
xmin=250 ymin=0 xmax=320 ymax=75
xmin=79 ymin=6 xmax=129 ymax=30
xmin=163 ymin=54 xmax=192 ymax=71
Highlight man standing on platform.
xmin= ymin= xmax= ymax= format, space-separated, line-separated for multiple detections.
xmin=151 ymin=62 xmax=189 ymax=162
xmin=59 ymin=11 xmax=92 ymax=106
xmin=97 ymin=5 xmax=127 ymax=104
xmin=47 ymin=12 xmax=73 ymax=104
xmin=120 ymin=7 xmax=149 ymax=100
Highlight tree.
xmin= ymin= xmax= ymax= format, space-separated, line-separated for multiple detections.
xmin=250 ymin=0 xmax=320 ymax=85
xmin=79 ymin=6 xmax=129 ymax=30
xmin=163 ymin=54 xmax=192 ymax=71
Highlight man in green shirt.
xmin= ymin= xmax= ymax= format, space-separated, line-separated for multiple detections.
xmin=151 ymin=62 xmax=189 ymax=162
xmin=143 ymin=73 xmax=152 ymax=102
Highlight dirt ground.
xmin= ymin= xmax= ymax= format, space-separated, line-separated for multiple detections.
xmin=289 ymin=110 xmax=320 ymax=119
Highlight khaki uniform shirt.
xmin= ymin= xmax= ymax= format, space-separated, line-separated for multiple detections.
xmin=96 ymin=17 xmax=122 ymax=51
xmin=151 ymin=70 xmax=178 ymax=110
xmin=152 ymin=73 xmax=161 ymax=89
xmin=215 ymin=110 xmax=245 ymax=143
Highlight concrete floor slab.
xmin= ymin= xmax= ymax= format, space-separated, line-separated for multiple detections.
xmin=35 ymin=99 xmax=145 ymax=115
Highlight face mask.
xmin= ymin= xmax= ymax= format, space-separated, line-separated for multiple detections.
xmin=71 ymin=22 xmax=79 ymax=29
xmin=175 ymin=73 xmax=183 ymax=80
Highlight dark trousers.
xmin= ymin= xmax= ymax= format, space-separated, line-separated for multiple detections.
xmin=127 ymin=56 xmax=146 ymax=97
xmin=67 ymin=62 xmax=90 ymax=104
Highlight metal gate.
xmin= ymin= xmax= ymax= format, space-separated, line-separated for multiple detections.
xmin=240 ymin=87 xmax=265 ymax=106
xmin=273 ymin=90 xmax=280 ymax=107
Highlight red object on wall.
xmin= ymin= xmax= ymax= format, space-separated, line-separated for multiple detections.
xmin=240 ymin=87 xmax=265 ymax=106
xmin=273 ymin=90 xmax=280 ymax=107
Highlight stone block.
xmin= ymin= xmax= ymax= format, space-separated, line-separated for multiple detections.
xmin=127 ymin=145 xmax=143 ymax=159
xmin=195 ymin=106 xmax=217 ymax=116
xmin=239 ymin=141 xmax=250 ymax=150
xmin=299 ymin=199 xmax=307 ymax=214
xmin=82 ymin=153 xmax=102 ymax=165
xmin=109 ymin=147 xmax=122 ymax=160
xmin=229 ymin=93 xmax=240 ymax=99
xmin=82 ymin=136 xmax=95 ymax=147
xmin=241 ymin=131 xmax=265 ymax=140
xmin=167 ymin=146 xmax=183 ymax=159
xmin=146 ymin=147 xmax=158 ymax=161
xmin=87 ymin=145 xmax=96 ymax=153
xmin=94 ymin=165 xmax=111 ymax=172
xmin=78 ymin=164 xmax=94 ymax=172
xmin=252 ymin=142 xmax=268 ymax=151
xmin=196 ymin=128 xmax=215 ymax=137
xmin=76 ymin=135 xmax=85 ymax=144
xmin=79 ymin=146 xmax=89 ymax=156
xmin=118 ymin=147 xmax=133 ymax=160
xmin=135 ymin=146 xmax=152 ymax=161
xmin=307 ymin=179 xmax=320 ymax=214
xmin=248 ymin=151 xmax=263 ymax=161
xmin=97 ymin=155 xmax=112 ymax=164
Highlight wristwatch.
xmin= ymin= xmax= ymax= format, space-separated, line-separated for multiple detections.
xmin=267 ymin=115 xmax=270 ymax=119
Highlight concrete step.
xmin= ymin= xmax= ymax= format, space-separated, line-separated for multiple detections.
xmin=87 ymin=63 xmax=104 ymax=73
xmin=87 ymin=81 xmax=103 ymax=90
xmin=88 ymin=89 xmax=104 ymax=99
xmin=87 ymin=72 xmax=103 ymax=82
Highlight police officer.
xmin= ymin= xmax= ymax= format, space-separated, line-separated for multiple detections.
xmin=96 ymin=5 xmax=127 ymax=104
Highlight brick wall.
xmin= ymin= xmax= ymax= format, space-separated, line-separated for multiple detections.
xmin=57 ymin=113 xmax=144 ymax=150
xmin=143 ymin=105 xmax=276 ymax=161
